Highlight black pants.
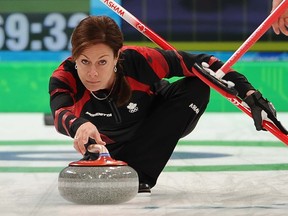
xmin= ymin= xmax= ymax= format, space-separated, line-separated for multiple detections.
xmin=107 ymin=77 xmax=210 ymax=188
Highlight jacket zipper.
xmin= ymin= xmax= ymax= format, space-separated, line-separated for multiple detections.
xmin=107 ymin=98 xmax=122 ymax=124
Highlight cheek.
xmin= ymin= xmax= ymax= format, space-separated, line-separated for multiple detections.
xmin=103 ymin=70 xmax=114 ymax=81
xmin=99 ymin=66 xmax=112 ymax=77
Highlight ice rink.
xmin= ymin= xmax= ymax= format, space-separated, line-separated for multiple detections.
xmin=1 ymin=112 xmax=288 ymax=216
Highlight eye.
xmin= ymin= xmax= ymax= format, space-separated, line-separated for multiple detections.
xmin=98 ymin=59 xmax=107 ymax=65
xmin=81 ymin=59 xmax=90 ymax=65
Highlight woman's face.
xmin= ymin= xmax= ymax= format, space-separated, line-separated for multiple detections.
xmin=75 ymin=43 xmax=118 ymax=92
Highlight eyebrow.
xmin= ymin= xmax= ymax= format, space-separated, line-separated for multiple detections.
xmin=80 ymin=54 xmax=89 ymax=59
xmin=98 ymin=54 xmax=109 ymax=59
xmin=80 ymin=54 xmax=110 ymax=60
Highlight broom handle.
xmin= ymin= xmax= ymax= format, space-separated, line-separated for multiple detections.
xmin=99 ymin=0 xmax=288 ymax=145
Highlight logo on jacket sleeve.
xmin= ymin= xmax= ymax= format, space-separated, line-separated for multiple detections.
xmin=127 ymin=102 xmax=138 ymax=113
xmin=189 ymin=103 xmax=200 ymax=114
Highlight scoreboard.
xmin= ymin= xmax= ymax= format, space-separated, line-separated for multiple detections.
xmin=0 ymin=0 xmax=121 ymax=60
xmin=0 ymin=0 xmax=90 ymax=51
xmin=0 ymin=12 xmax=88 ymax=51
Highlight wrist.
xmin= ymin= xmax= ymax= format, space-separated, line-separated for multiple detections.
xmin=245 ymin=90 xmax=256 ymax=97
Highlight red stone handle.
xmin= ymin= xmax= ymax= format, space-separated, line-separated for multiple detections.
xmin=69 ymin=144 xmax=127 ymax=167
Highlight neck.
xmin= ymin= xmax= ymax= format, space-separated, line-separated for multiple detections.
xmin=90 ymin=76 xmax=117 ymax=101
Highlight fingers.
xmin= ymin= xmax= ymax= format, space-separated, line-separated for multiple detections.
xmin=272 ymin=21 xmax=280 ymax=35
xmin=73 ymin=131 xmax=106 ymax=155
xmin=73 ymin=135 xmax=87 ymax=155
xmin=280 ymin=18 xmax=288 ymax=36
xmin=271 ymin=0 xmax=288 ymax=36
xmin=92 ymin=133 xmax=106 ymax=145
xmin=252 ymin=111 xmax=264 ymax=131
xmin=73 ymin=128 xmax=91 ymax=154
xmin=272 ymin=18 xmax=288 ymax=36
xmin=276 ymin=17 xmax=288 ymax=36
xmin=73 ymin=122 xmax=107 ymax=155
xmin=74 ymin=134 xmax=106 ymax=155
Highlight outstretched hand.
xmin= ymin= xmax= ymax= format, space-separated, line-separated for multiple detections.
xmin=272 ymin=0 xmax=288 ymax=36
xmin=244 ymin=91 xmax=288 ymax=134
xmin=73 ymin=122 xmax=106 ymax=155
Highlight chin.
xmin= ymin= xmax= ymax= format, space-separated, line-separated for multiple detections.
xmin=88 ymin=88 xmax=99 ymax=92
xmin=85 ymin=84 xmax=100 ymax=92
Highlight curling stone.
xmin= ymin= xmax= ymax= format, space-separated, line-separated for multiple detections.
xmin=58 ymin=144 xmax=139 ymax=204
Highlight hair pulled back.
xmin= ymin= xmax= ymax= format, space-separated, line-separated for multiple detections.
xmin=71 ymin=16 xmax=131 ymax=107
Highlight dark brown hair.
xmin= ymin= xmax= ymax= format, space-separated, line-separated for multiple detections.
xmin=71 ymin=16 xmax=131 ymax=106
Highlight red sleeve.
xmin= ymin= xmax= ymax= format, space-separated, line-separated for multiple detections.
xmin=49 ymin=58 xmax=90 ymax=137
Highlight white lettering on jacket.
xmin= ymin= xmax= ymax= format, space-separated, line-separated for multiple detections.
xmin=189 ymin=103 xmax=200 ymax=114
xmin=85 ymin=111 xmax=112 ymax=117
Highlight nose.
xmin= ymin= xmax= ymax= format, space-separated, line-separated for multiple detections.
xmin=88 ymin=66 xmax=98 ymax=77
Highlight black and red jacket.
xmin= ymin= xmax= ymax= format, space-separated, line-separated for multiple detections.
xmin=49 ymin=45 xmax=254 ymax=144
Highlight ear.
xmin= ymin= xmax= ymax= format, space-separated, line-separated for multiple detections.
xmin=114 ymin=50 xmax=121 ymax=65
xmin=116 ymin=50 xmax=121 ymax=60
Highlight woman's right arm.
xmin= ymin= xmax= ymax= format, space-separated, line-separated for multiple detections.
xmin=49 ymin=60 xmax=89 ymax=138
xmin=49 ymin=60 xmax=105 ymax=154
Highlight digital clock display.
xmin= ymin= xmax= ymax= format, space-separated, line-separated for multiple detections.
xmin=0 ymin=0 xmax=90 ymax=51
xmin=0 ymin=12 xmax=88 ymax=51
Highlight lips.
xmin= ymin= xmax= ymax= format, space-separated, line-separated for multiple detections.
xmin=86 ymin=80 xmax=100 ymax=84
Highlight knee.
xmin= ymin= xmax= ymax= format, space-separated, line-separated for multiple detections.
xmin=183 ymin=77 xmax=210 ymax=107
xmin=195 ymin=78 xmax=210 ymax=102
xmin=180 ymin=78 xmax=210 ymax=137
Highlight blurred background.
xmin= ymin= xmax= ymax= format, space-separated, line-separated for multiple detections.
xmin=0 ymin=0 xmax=287 ymax=114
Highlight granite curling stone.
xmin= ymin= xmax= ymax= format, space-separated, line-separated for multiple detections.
xmin=58 ymin=144 xmax=139 ymax=204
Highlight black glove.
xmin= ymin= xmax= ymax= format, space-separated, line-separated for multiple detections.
xmin=244 ymin=91 xmax=288 ymax=134
xmin=80 ymin=138 xmax=99 ymax=161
